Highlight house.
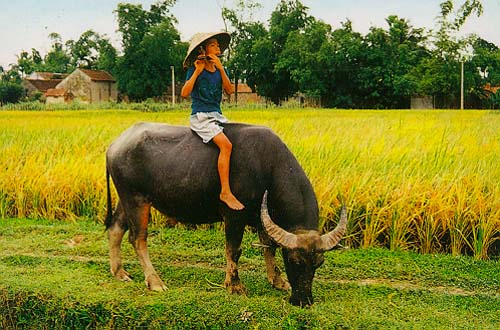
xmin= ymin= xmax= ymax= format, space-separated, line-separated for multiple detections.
xmin=27 ymin=72 xmax=68 ymax=80
xmin=45 ymin=88 xmax=67 ymax=104
xmin=23 ymin=69 xmax=117 ymax=103
xmin=23 ymin=78 xmax=63 ymax=98
xmin=228 ymin=83 xmax=264 ymax=104
xmin=56 ymin=68 xmax=117 ymax=103
xmin=484 ymin=83 xmax=500 ymax=95
xmin=23 ymin=71 xmax=69 ymax=99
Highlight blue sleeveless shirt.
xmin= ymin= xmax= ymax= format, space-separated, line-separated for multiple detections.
xmin=186 ymin=67 xmax=230 ymax=115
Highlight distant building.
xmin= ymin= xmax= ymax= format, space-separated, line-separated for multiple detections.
xmin=23 ymin=69 xmax=117 ymax=103
xmin=56 ymin=68 xmax=117 ymax=103
xmin=23 ymin=79 xmax=62 ymax=98
xmin=27 ymin=72 xmax=68 ymax=80
xmin=411 ymin=96 xmax=434 ymax=109
xmin=228 ymin=83 xmax=264 ymax=104
xmin=484 ymin=83 xmax=500 ymax=95
xmin=45 ymin=88 xmax=67 ymax=104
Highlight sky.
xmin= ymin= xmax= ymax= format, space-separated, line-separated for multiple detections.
xmin=0 ymin=0 xmax=499 ymax=69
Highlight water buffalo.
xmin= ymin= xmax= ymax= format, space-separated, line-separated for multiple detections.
xmin=105 ymin=122 xmax=347 ymax=306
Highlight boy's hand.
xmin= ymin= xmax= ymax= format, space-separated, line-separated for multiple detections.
xmin=194 ymin=59 xmax=205 ymax=73
xmin=207 ymin=54 xmax=223 ymax=71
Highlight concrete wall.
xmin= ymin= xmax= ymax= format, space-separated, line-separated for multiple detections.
xmin=57 ymin=69 xmax=117 ymax=103
xmin=411 ymin=96 xmax=434 ymax=109
xmin=57 ymin=70 xmax=91 ymax=103
xmin=46 ymin=96 xmax=65 ymax=104
xmin=89 ymin=81 xmax=117 ymax=103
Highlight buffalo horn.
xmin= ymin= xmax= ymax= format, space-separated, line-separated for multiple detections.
xmin=260 ymin=191 xmax=299 ymax=249
xmin=319 ymin=205 xmax=348 ymax=251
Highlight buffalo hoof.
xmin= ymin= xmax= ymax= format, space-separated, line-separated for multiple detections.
xmin=271 ymin=276 xmax=291 ymax=291
xmin=114 ymin=268 xmax=132 ymax=282
xmin=146 ymin=274 xmax=167 ymax=291
xmin=225 ymin=281 xmax=248 ymax=295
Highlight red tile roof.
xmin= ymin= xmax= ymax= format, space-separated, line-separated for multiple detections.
xmin=79 ymin=68 xmax=115 ymax=82
xmin=236 ymin=83 xmax=253 ymax=93
xmin=45 ymin=88 xmax=65 ymax=97
xmin=485 ymin=83 xmax=499 ymax=94
xmin=25 ymin=79 xmax=62 ymax=92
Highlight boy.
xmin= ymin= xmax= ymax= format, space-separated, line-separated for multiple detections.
xmin=181 ymin=32 xmax=244 ymax=210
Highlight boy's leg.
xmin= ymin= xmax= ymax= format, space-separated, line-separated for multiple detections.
xmin=212 ymin=132 xmax=245 ymax=210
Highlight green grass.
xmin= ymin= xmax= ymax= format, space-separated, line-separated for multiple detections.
xmin=1 ymin=218 xmax=500 ymax=329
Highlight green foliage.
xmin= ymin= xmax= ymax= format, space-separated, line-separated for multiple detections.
xmin=222 ymin=1 xmax=267 ymax=99
xmin=260 ymin=0 xmax=311 ymax=104
xmin=16 ymin=49 xmax=42 ymax=76
xmin=12 ymin=30 xmax=117 ymax=77
xmin=406 ymin=0 xmax=488 ymax=108
xmin=486 ymin=89 xmax=500 ymax=109
xmin=65 ymin=30 xmax=117 ymax=74
xmin=3 ymin=0 xmax=498 ymax=107
xmin=42 ymin=32 xmax=73 ymax=73
xmin=1 ymin=218 xmax=500 ymax=328
xmin=221 ymin=0 xmax=498 ymax=109
xmin=225 ymin=0 xmax=314 ymax=105
xmin=114 ymin=1 xmax=186 ymax=101
xmin=0 ymin=81 xmax=24 ymax=104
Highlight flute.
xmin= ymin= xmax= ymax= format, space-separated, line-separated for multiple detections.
xmin=197 ymin=54 xmax=223 ymax=61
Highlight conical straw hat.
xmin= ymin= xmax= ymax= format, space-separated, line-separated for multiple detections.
xmin=183 ymin=32 xmax=231 ymax=68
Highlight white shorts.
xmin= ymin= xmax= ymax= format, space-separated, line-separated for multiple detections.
xmin=190 ymin=111 xmax=229 ymax=143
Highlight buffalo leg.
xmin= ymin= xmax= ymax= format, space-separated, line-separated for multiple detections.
xmin=125 ymin=197 xmax=166 ymax=291
xmin=258 ymin=229 xmax=290 ymax=291
xmin=108 ymin=201 xmax=132 ymax=281
xmin=223 ymin=217 xmax=247 ymax=294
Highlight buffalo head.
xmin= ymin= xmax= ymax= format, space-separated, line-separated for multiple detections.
xmin=260 ymin=191 xmax=347 ymax=306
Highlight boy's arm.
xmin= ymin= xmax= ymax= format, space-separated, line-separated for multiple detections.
xmin=220 ymin=68 xmax=234 ymax=95
xmin=210 ymin=55 xmax=234 ymax=95
xmin=181 ymin=61 xmax=204 ymax=98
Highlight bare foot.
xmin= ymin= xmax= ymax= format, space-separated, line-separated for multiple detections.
xmin=220 ymin=192 xmax=245 ymax=210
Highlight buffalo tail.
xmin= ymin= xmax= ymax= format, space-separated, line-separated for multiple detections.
xmin=105 ymin=166 xmax=113 ymax=229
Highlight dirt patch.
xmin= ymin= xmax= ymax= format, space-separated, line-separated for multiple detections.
xmin=333 ymin=278 xmax=500 ymax=297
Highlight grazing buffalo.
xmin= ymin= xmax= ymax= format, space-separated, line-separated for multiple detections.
xmin=105 ymin=122 xmax=347 ymax=306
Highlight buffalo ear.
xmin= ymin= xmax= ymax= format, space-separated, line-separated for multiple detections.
xmin=260 ymin=191 xmax=299 ymax=249
xmin=318 ymin=205 xmax=348 ymax=251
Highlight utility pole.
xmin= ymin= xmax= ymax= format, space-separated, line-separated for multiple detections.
xmin=171 ymin=66 xmax=175 ymax=105
xmin=460 ymin=61 xmax=464 ymax=110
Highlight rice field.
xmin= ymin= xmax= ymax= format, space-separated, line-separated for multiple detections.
xmin=1 ymin=108 xmax=500 ymax=259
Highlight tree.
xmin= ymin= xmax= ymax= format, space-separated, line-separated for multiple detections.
xmin=410 ymin=0 xmax=484 ymax=108
xmin=16 ymin=50 xmax=35 ymax=77
xmin=252 ymin=0 xmax=313 ymax=104
xmin=96 ymin=38 xmax=118 ymax=75
xmin=1 ymin=65 xmax=22 ymax=83
xmin=65 ymin=30 xmax=118 ymax=74
xmin=43 ymin=32 xmax=72 ymax=73
xmin=467 ymin=37 xmax=500 ymax=108
xmin=320 ymin=20 xmax=365 ymax=108
xmin=15 ymin=48 xmax=43 ymax=77
xmin=114 ymin=0 xmax=185 ymax=101
xmin=357 ymin=16 xmax=429 ymax=108
xmin=0 ymin=81 xmax=24 ymax=104
xmin=222 ymin=1 xmax=267 ymax=101
xmin=278 ymin=18 xmax=333 ymax=105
